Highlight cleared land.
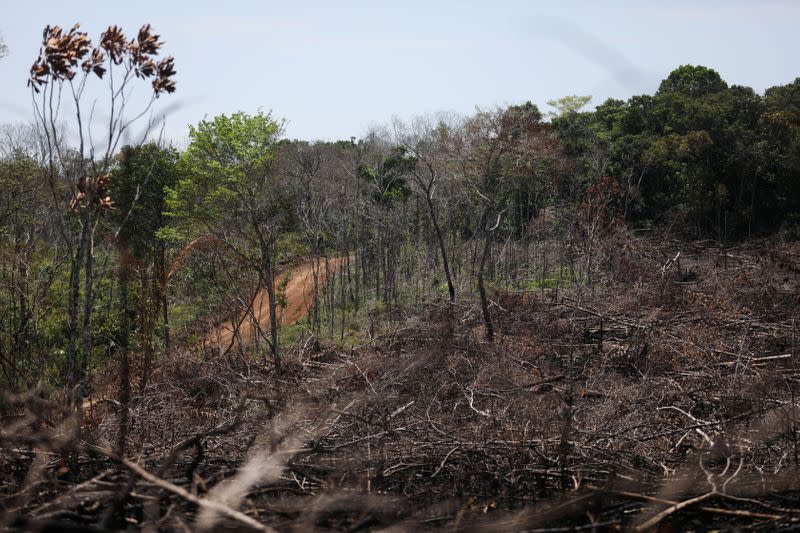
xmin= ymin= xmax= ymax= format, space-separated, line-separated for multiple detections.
xmin=3 ymin=237 xmax=800 ymax=531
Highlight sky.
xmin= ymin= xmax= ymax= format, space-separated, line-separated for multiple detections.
xmin=1 ymin=0 xmax=798 ymax=145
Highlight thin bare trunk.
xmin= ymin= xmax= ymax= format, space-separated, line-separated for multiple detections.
xmin=262 ymin=255 xmax=280 ymax=371
xmin=65 ymin=220 xmax=88 ymax=410
xmin=425 ymin=193 xmax=455 ymax=302
xmin=478 ymin=207 xmax=496 ymax=342
xmin=74 ymin=211 xmax=96 ymax=433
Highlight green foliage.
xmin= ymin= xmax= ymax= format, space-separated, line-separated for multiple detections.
xmin=358 ymin=146 xmax=415 ymax=205
xmin=0 ymin=151 xmax=46 ymax=239
xmin=657 ymin=65 xmax=728 ymax=97
xmin=275 ymin=232 xmax=307 ymax=263
xmin=110 ymin=143 xmax=179 ymax=259
xmin=552 ymin=65 xmax=800 ymax=238
xmin=547 ymin=95 xmax=592 ymax=118
xmin=164 ymin=111 xmax=285 ymax=240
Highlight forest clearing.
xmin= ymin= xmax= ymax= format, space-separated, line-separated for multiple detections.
xmin=1 ymin=11 xmax=800 ymax=532
xmin=6 ymin=235 xmax=800 ymax=531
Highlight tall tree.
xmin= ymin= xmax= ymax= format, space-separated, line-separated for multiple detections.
xmin=164 ymin=112 xmax=288 ymax=369
xmin=458 ymin=105 xmax=560 ymax=340
xmin=27 ymin=23 xmax=176 ymax=424
xmin=394 ymin=114 xmax=460 ymax=301
xmin=110 ymin=143 xmax=179 ymax=393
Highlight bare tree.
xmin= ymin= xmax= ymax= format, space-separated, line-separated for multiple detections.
xmin=393 ymin=113 xmax=461 ymax=302
xmin=281 ymin=142 xmax=329 ymax=333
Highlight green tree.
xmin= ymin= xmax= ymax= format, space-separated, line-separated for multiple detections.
xmin=657 ymin=64 xmax=728 ymax=97
xmin=759 ymin=78 xmax=800 ymax=234
xmin=357 ymin=144 xmax=415 ymax=305
xmin=164 ymin=111 xmax=288 ymax=369
xmin=110 ymin=143 xmax=179 ymax=396
xmin=547 ymin=95 xmax=592 ymax=118
xmin=0 ymin=150 xmax=51 ymax=389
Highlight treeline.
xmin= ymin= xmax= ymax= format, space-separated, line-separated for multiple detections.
xmin=1 ymin=61 xmax=799 ymax=408
xmin=553 ymin=65 xmax=800 ymax=238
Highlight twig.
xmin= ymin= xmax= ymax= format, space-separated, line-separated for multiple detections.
xmin=89 ymin=446 xmax=276 ymax=533
xmin=590 ymin=487 xmax=782 ymax=521
xmin=430 ymin=446 xmax=459 ymax=478
xmin=634 ymin=492 xmax=715 ymax=531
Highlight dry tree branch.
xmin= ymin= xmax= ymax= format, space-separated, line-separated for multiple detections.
xmin=88 ymin=446 xmax=277 ymax=533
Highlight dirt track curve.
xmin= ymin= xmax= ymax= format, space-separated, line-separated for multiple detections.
xmin=212 ymin=257 xmax=344 ymax=349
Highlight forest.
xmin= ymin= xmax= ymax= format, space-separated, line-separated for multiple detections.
xmin=1 ymin=23 xmax=800 ymax=532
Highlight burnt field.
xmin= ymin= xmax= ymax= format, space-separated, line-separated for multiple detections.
xmin=2 ymin=236 xmax=800 ymax=531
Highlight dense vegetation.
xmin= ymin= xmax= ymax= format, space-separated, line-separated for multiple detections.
xmin=1 ymin=24 xmax=799 ymax=531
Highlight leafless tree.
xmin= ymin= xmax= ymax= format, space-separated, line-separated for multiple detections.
xmin=456 ymin=105 xmax=560 ymax=340
xmin=393 ymin=113 xmax=462 ymax=302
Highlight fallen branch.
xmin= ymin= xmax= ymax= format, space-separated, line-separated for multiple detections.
xmin=89 ymin=446 xmax=276 ymax=533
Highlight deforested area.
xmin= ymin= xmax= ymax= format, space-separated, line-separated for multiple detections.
xmin=1 ymin=5 xmax=800 ymax=532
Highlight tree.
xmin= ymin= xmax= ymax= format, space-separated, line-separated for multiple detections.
xmin=759 ymin=78 xmax=800 ymax=234
xmin=0 ymin=148 xmax=52 ymax=390
xmin=355 ymin=137 xmax=415 ymax=306
xmin=164 ymin=112 xmax=288 ymax=369
xmin=394 ymin=114 xmax=459 ymax=301
xmin=657 ymin=64 xmax=728 ymax=98
xmin=110 ymin=143 xmax=179 ymax=394
xmin=28 ymin=23 xmax=176 ymax=426
xmin=279 ymin=140 xmax=338 ymax=333
xmin=551 ymin=65 xmax=800 ymax=238
xmin=458 ymin=105 xmax=559 ymax=340
xmin=547 ymin=95 xmax=592 ymax=119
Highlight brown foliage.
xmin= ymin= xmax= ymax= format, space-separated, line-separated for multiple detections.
xmin=29 ymin=23 xmax=175 ymax=96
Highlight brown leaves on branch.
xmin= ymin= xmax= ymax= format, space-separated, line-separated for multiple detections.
xmin=99 ymin=25 xmax=126 ymax=65
xmin=131 ymin=23 xmax=161 ymax=61
xmin=81 ymin=48 xmax=106 ymax=78
xmin=68 ymin=174 xmax=114 ymax=214
xmin=29 ymin=23 xmax=176 ymax=97
xmin=153 ymin=57 xmax=176 ymax=95
xmin=28 ymin=24 xmax=91 ymax=87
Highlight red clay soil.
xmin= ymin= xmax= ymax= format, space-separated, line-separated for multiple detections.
xmin=211 ymin=257 xmax=344 ymax=350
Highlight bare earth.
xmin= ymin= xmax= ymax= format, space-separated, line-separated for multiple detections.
xmin=212 ymin=257 xmax=344 ymax=350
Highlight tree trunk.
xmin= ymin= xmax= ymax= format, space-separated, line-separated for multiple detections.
xmin=262 ymin=253 xmax=280 ymax=371
xmin=159 ymin=244 xmax=171 ymax=355
xmin=139 ymin=268 xmax=156 ymax=396
xmin=116 ymin=253 xmax=131 ymax=456
xmin=425 ymin=193 xmax=455 ymax=302
xmin=478 ymin=208 xmax=496 ymax=343
xmin=65 ymin=220 xmax=89 ymax=411
xmin=310 ymin=238 xmax=321 ymax=334
xmin=74 ymin=212 xmax=96 ymax=433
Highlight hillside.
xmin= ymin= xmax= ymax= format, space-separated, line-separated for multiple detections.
xmin=211 ymin=257 xmax=345 ymax=351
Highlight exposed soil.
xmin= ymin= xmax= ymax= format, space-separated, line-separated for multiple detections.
xmin=212 ymin=257 xmax=344 ymax=349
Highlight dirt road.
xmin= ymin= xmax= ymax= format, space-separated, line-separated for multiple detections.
xmin=212 ymin=257 xmax=344 ymax=349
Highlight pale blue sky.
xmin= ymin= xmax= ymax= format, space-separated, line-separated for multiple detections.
xmin=1 ymin=0 xmax=798 ymax=144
